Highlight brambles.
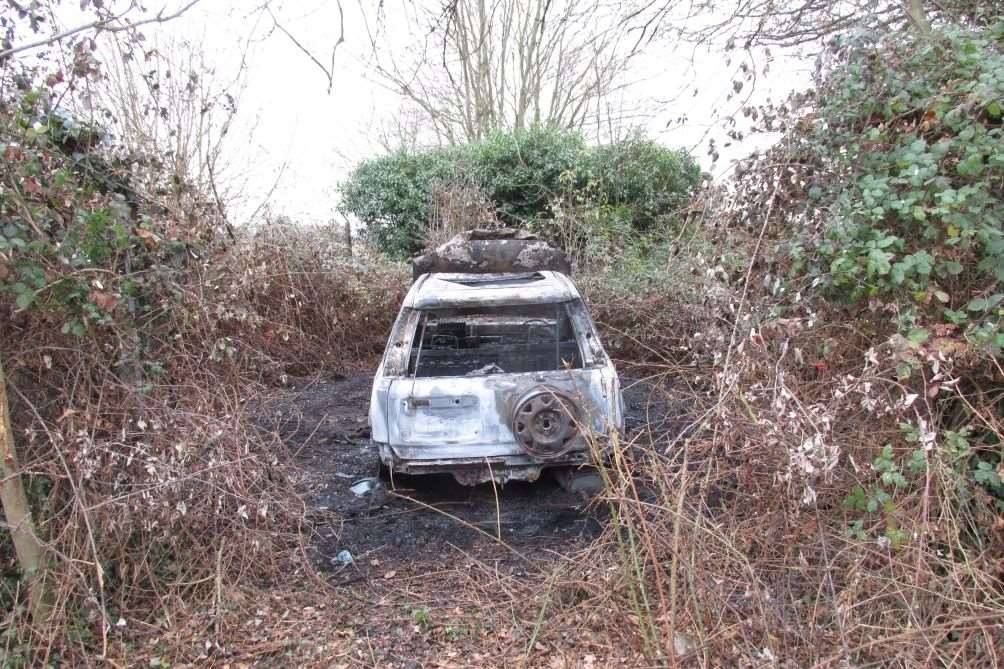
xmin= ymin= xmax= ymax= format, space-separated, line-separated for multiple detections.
xmin=0 ymin=78 xmax=405 ymax=663
xmin=3 ymin=2 xmax=1004 ymax=666
xmin=556 ymin=19 xmax=1004 ymax=667
xmin=802 ymin=22 xmax=1004 ymax=349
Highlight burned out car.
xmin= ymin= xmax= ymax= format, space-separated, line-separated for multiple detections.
xmin=369 ymin=267 xmax=623 ymax=485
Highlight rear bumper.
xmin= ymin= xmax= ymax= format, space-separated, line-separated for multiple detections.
xmin=377 ymin=441 xmax=592 ymax=484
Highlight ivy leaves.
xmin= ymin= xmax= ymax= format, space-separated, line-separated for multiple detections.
xmin=0 ymin=87 xmax=172 ymax=334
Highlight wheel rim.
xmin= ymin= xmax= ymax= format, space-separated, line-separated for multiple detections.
xmin=512 ymin=388 xmax=580 ymax=458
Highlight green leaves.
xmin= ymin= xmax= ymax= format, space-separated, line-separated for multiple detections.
xmin=802 ymin=21 xmax=1004 ymax=345
xmin=13 ymin=283 xmax=35 ymax=309
xmin=891 ymin=251 xmax=933 ymax=285
xmin=973 ymin=460 xmax=1002 ymax=489
xmin=966 ymin=294 xmax=1004 ymax=312
xmin=955 ymin=151 xmax=985 ymax=177
xmin=60 ymin=319 xmax=87 ymax=337
xmin=874 ymin=445 xmax=908 ymax=489
xmin=339 ymin=127 xmax=701 ymax=257
xmin=906 ymin=328 xmax=929 ymax=346
xmin=867 ymin=247 xmax=893 ymax=276
xmin=0 ymin=85 xmax=191 ymax=337
xmin=907 ymin=449 xmax=927 ymax=473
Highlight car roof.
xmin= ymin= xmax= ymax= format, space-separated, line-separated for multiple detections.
xmin=403 ymin=271 xmax=581 ymax=309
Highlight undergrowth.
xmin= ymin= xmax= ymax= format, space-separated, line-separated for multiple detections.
xmin=3 ymin=9 xmax=1003 ymax=669
xmin=0 ymin=83 xmax=404 ymax=665
xmin=558 ymin=20 xmax=1004 ymax=668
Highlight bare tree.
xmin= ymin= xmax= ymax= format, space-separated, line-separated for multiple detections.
xmin=634 ymin=0 xmax=994 ymax=52
xmin=82 ymin=36 xmax=252 ymax=227
xmin=363 ymin=0 xmax=651 ymax=144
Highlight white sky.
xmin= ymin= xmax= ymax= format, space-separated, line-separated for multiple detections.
xmin=50 ymin=0 xmax=815 ymax=225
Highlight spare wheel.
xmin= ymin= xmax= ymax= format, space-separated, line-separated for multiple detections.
xmin=512 ymin=387 xmax=582 ymax=459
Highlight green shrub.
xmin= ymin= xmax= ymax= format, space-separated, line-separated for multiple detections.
xmin=767 ymin=20 xmax=1004 ymax=535
xmin=470 ymin=126 xmax=585 ymax=225
xmin=339 ymin=127 xmax=701 ymax=257
xmin=338 ymin=145 xmax=466 ymax=259
xmin=583 ymin=135 xmax=701 ymax=231
xmin=805 ymin=22 xmax=1004 ymax=349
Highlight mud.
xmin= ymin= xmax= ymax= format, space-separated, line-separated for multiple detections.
xmin=258 ymin=372 xmax=685 ymax=576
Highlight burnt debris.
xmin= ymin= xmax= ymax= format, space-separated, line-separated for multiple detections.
xmin=411 ymin=228 xmax=572 ymax=279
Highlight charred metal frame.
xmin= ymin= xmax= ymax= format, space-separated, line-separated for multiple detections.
xmin=369 ymin=271 xmax=623 ymax=485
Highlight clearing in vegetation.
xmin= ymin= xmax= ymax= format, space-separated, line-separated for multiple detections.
xmin=1 ymin=2 xmax=1002 ymax=668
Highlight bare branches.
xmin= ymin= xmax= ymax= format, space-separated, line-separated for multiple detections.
xmin=266 ymin=1 xmax=345 ymax=94
xmin=0 ymin=0 xmax=204 ymax=60
xmin=364 ymin=0 xmax=647 ymax=145
xmin=93 ymin=34 xmax=251 ymax=226
xmin=635 ymin=0 xmax=947 ymax=51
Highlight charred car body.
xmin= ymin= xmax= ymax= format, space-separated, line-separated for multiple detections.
xmin=369 ymin=231 xmax=623 ymax=485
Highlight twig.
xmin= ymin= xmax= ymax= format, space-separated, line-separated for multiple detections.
xmin=266 ymin=2 xmax=345 ymax=94
xmin=0 ymin=0 xmax=204 ymax=60
xmin=521 ymin=567 xmax=560 ymax=667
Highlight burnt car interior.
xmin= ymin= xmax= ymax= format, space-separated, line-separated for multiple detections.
xmin=407 ymin=303 xmax=583 ymax=377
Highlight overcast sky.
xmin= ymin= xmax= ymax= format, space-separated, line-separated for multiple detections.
xmin=53 ymin=0 xmax=815 ymax=225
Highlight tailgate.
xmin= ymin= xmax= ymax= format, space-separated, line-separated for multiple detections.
xmin=386 ymin=378 xmax=510 ymax=447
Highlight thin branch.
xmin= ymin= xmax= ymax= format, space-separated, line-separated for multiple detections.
xmin=0 ymin=0 xmax=204 ymax=60
xmin=267 ymin=1 xmax=345 ymax=94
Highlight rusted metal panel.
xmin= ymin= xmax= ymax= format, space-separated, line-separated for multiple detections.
xmin=404 ymin=271 xmax=575 ymax=309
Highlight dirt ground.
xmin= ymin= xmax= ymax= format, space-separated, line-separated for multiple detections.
xmin=253 ymin=371 xmax=686 ymax=667
xmin=258 ymin=372 xmax=682 ymax=571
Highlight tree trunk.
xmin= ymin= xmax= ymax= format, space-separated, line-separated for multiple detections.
xmin=0 ymin=356 xmax=50 ymax=623
xmin=904 ymin=0 xmax=931 ymax=33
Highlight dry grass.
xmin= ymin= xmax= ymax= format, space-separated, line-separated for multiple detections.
xmin=8 ymin=229 xmax=1000 ymax=667
xmin=4 ymin=192 xmax=1002 ymax=667
xmin=403 ymin=332 xmax=1004 ymax=667
xmin=577 ymin=346 xmax=1004 ymax=666
xmin=524 ymin=279 xmax=1004 ymax=667
xmin=236 ymin=223 xmax=408 ymax=374
xmin=0 ymin=219 xmax=407 ymax=666
xmin=382 ymin=181 xmax=1004 ymax=666
xmin=425 ymin=175 xmax=500 ymax=249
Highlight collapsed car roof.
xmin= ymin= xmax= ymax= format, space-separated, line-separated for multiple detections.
xmin=405 ymin=271 xmax=581 ymax=309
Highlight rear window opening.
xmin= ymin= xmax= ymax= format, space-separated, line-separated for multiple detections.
xmin=408 ymin=303 xmax=583 ymax=378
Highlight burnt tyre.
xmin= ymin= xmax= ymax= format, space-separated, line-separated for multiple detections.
xmin=512 ymin=387 xmax=582 ymax=459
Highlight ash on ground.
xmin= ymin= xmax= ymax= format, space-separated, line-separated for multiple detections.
xmin=257 ymin=373 xmax=687 ymax=577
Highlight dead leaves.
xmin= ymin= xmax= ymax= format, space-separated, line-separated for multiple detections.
xmin=135 ymin=227 xmax=161 ymax=249
xmin=22 ymin=177 xmax=42 ymax=195
xmin=88 ymin=290 xmax=118 ymax=312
